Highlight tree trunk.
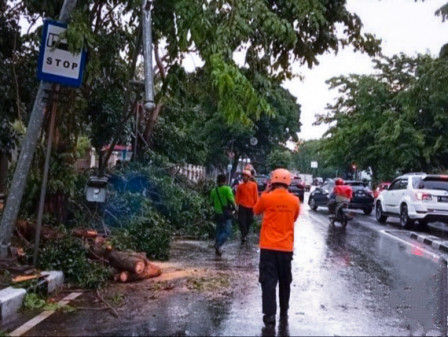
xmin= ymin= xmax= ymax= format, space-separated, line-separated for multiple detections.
xmin=0 ymin=152 xmax=8 ymax=195
xmin=117 ymin=262 xmax=161 ymax=283
xmin=231 ymin=154 xmax=240 ymax=179
xmin=98 ymin=150 xmax=104 ymax=173
xmin=44 ymin=193 xmax=68 ymax=224
xmin=142 ymin=102 xmax=163 ymax=146
xmin=106 ymin=250 xmax=146 ymax=274
xmin=89 ymin=245 xmax=147 ymax=275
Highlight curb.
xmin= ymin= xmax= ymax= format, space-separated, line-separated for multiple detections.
xmin=409 ymin=232 xmax=448 ymax=254
xmin=0 ymin=270 xmax=64 ymax=323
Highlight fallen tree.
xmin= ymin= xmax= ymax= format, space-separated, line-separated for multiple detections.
xmin=9 ymin=221 xmax=162 ymax=286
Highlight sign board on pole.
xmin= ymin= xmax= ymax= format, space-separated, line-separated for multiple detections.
xmin=37 ymin=20 xmax=86 ymax=87
xmin=311 ymin=161 xmax=318 ymax=168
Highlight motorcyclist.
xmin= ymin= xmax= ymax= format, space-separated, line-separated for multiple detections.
xmin=333 ymin=178 xmax=353 ymax=219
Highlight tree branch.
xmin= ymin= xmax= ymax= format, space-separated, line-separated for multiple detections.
xmin=154 ymin=43 xmax=166 ymax=81
xmin=142 ymin=102 xmax=164 ymax=145
xmin=98 ymin=23 xmax=142 ymax=176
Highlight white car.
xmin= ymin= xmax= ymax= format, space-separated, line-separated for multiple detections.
xmin=375 ymin=173 xmax=448 ymax=228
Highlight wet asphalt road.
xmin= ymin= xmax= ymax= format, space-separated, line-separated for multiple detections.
xmin=15 ymin=193 xmax=448 ymax=336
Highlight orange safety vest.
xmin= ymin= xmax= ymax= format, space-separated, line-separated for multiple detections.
xmin=254 ymin=188 xmax=300 ymax=252
xmin=235 ymin=181 xmax=258 ymax=208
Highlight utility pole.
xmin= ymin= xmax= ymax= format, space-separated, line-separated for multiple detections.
xmin=0 ymin=0 xmax=78 ymax=258
xmin=142 ymin=0 xmax=155 ymax=113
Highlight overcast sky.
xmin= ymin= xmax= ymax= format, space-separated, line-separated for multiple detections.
xmin=284 ymin=0 xmax=448 ymax=141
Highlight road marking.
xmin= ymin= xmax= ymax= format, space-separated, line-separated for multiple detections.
xmin=381 ymin=230 xmax=443 ymax=261
xmin=9 ymin=292 xmax=82 ymax=337
xmin=307 ymin=207 xmax=445 ymax=261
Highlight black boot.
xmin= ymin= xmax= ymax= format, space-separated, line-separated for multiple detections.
xmin=263 ymin=314 xmax=276 ymax=326
xmin=214 ymin=244 xmax=223 ymax=256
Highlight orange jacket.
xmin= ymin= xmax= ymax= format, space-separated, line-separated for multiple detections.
xmin=235 ymin=181 xmax=258 ymax=208
xmin=253 ymin=188 xmax=300 ymax=252
xmin=334 ymin=185 xmax=353 ymax=199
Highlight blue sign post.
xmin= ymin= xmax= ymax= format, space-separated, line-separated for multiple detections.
xmin=37 ymin=20 xmax=86 ymax=87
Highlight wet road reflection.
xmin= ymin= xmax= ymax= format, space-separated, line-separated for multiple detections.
xmin=21 ymin=195 xmax=447 ymax=336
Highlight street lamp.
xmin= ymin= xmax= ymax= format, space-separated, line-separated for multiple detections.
xmin=352 ymin=164 xmax=357 ymax=180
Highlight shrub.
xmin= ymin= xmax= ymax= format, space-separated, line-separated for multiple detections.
xmin=38 ymin=236 xmax=112 ymax=289
xmin=105 ymin=163 xmax=216 ymax=239
xmin=110 ymin=201 xmax=171 ymax=260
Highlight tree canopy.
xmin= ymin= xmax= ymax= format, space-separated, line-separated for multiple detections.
xmin=1 ymin=0 xmax=382 ymax=183
xmin=316 ymin=53 xmax=448 ymax=181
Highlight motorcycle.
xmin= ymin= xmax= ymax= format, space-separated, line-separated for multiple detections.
xmin=328 ymin=198 xmax=353 ymax=228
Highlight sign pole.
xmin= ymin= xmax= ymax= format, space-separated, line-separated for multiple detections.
xmin=0 ymin=0 xmax=78 ymax=258
xmin=33 ymin=86 xmax=58 ymax=265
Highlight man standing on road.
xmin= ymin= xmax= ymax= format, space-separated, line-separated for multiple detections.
xmin=253 ymin=168 xmax=300 ymax=326
xmin=210 ymin=174 xmax=236 ymax=256
xmin=235 ymin=170 xmax=258 ymax=243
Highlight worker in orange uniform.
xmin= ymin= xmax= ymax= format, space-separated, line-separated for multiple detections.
xmin=253 ymin=168 xmax=300 ymax=327
xmin=235 ymin=170 xmax=259 ymax=243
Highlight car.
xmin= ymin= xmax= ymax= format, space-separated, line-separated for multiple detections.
xmin=308 ymin=179 xmax=374 ymax=215
xmin=254 ymin=174 xmax=270 ymax=193
xmin=374 ymin=182 xmax=391 ymax=199
xmin=314 ymin=177 xmax=324 ymax=186
xmin=375 ymin=173 xmax=448 ymax=228
xmin=288 ymin=177 xmax=305 ymax=202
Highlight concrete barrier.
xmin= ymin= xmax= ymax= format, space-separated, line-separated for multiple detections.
xmin=0 ymin=270 xmax=64 ymax=323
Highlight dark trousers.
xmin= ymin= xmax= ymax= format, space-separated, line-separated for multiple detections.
xmin=238 ymin=206 xmax=254 ymax=239
xmin=259 ymin=249 xmax=293 ymax=317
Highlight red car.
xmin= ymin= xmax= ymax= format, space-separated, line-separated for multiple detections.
xmin=374 ymin=182 xmax=391 ymax=199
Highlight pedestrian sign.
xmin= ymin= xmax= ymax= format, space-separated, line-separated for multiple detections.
xmin=37 ymin=20 xmax=86 ymax=87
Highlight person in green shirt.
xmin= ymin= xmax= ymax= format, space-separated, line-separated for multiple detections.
xmin=210 ymin=174 xmax=236 ymax=256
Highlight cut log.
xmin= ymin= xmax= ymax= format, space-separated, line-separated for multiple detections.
xmin=89 ymin=244 xmax=109 ymax=260
xmin=15 ymin=219 xmax=33 ymax=240
xmin=141 ymin=261 xmax=162 ymax=278
xmin=41 ymin=227 xmax=65 ymax=240
xmin=12 ymin=273 xmax=45 ymax=283
xmin=106 ymin=250 xmax=146 ymax=275
xmin=94 ymin=236 xmax=107 ymax=245
xmin=118 ymin=262 xmax=162 ymax=283
xmin=119 ymin=271 xmax=129 ymax=283
xmin=9 ymin=247 xmax=25 ymax=257
xmin=88 ymin=245 xmax=145 ymax=275
xmin=72 ymin=229 xmax=98 ymax=238
xmin=15 ymin=220 xmax=64 ymax=241
xmin=129 ymin=252 xmax=147 ymax=261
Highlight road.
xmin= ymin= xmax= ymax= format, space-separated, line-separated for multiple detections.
xmin=6 ymin=192 xmax=448 ymax=336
